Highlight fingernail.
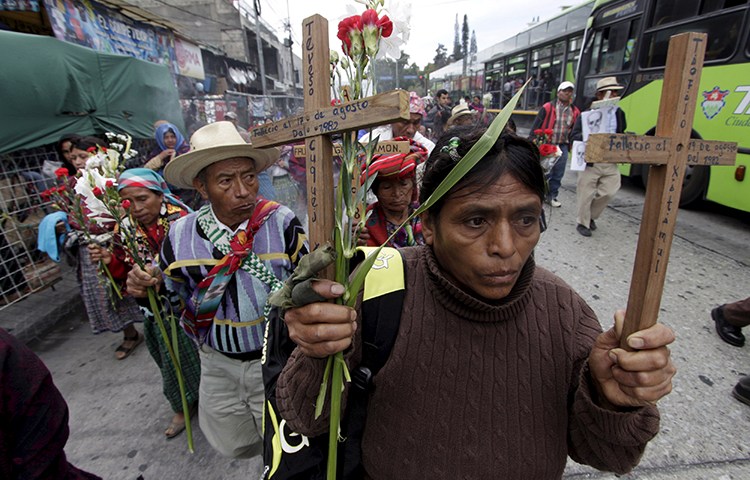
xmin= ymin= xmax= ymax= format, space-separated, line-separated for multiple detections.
xmin=608 ymin=351 xmax=618 ymax=363
xmin=349 ymin=310 xmax=357 ymax=322
xmin=331 ymin=284 xmax=345 ymax=295
xmin=628 ymin=337 xmax=645 ymax=349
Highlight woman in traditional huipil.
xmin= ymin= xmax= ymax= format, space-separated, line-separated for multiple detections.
xmin=88 ymin=168 xmax=200 ymax=439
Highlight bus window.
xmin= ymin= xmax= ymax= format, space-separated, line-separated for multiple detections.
xmin=650 ymin=0 xmax=700 ymax=26
xmin=583 ymin=20 xmax=639 ymax=75
xmin=701 ymin=0 xmax=748 ymax=14
xmin=640 ymin=11 xmax=743 ymax=68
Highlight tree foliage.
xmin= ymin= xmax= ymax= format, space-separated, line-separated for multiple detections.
xmin=433 ymin=43 xmax=448 ymax=69
xmin=452 ymin=14 xmax=463 ymax=61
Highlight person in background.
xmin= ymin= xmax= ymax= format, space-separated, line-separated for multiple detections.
xmin=711 ymin=296 xmax=750 ymax=406
xmin=56 ymin=134 xmax=82 ymax=176
xmin=0 ymin=328 xmax=101 ymax=479
xmin=357 ymin=137 xmax=428 ymax=248
xmin=144 ymin=122 xmax=190 ymax=172
xmin=425 ymin=89 xmax=452 ymax=141
xmin=359 ymin=91 xmax=436 ymax=155
xmin=469 ymin=95 xmax=485 ymax=113
xmin=570 ymin=77 xmax=627 ymax=237
xmin=530 ymin=81 xmax=580 ymax=208
xmin=126 ymin=122 xmax=308 ymax=460
xmin=272 ymin=128 xmax=675 ymax=479
xmin=445 ymin=103 xmax=476 ymax=129
xmin=88 ymin=169 xmax=200 ymax=439
xmin=67 ymin=137 xmax=144 ymax=360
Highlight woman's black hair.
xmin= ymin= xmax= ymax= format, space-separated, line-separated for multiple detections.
xmin=71 ymin=136 xmax=107 ymax=152
xmin=419 ymin=126 xmax=545 ymax=219
xmin=56 ymin=134 xmax=81 ymax=175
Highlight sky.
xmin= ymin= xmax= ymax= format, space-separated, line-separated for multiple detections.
xmin=256 ymin=0 xmax=578 ymax=69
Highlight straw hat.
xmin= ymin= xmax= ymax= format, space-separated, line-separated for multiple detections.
xmin=164 ymin=121 xmax=279 ymax=190
xmin=596 ymin=77 xmax=624 ymax=92
xmin=447 ymin=103 xmax=474 ymax=126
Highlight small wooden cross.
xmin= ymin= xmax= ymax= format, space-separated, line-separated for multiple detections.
xmin=248 ymin=14 xmax=409 ymax=279
xmin=585 ymin=32 xmax=738 ymax=347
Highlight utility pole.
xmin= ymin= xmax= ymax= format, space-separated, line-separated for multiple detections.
xmin=252 ymin=0 xmax=267 ymax=96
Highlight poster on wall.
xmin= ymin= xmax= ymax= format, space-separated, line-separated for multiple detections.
xmin=175 ymin=37 xmax=205 ymax=80
xmin=43 ymin=0 xmax=177 ymax=74
xmin=0 ymin=0 xmax=40 ymax=11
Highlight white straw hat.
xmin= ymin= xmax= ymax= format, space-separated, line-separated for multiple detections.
xmin=164 ymin=121 xmax=279 ymax=190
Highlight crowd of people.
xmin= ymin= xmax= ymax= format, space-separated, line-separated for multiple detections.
xmin=4 ymin=81 xmax=745 ymax=479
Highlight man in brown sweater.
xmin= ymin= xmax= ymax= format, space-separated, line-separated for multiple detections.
xmin=273 ymin=129 xmax=676 ymax=478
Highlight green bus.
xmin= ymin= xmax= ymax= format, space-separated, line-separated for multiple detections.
xmin=577 ymin=0 xmax=750 ymax=212
xmin=483 ymin=1 xmax=595 ymax=113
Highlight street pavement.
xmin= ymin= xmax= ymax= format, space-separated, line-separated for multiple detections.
xmin=8 ymin=169 xmax=750 ymax=479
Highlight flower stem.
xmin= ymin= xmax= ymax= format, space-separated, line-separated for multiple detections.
xmin=326 ymin=351 xmax=346 ymax=480
xmin=100 ymin=262 xmax=122 ymax=299
xmin=147 ymin=287 xmax=194 ymax=453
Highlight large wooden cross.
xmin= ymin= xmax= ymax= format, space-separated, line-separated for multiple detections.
xmin=248 ymin=14 xmax=409 ymax=277
xmin=585 ymin=32 xmax=738 ymax=347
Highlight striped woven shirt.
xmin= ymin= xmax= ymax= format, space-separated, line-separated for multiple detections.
xmin=160 ymin=205 xmax=308 ymax=354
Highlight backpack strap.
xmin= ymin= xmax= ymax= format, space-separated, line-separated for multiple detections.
xmin=342 ymin=246 xmax=406 ymax=479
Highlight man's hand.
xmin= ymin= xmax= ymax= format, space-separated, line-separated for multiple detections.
xmin=87 ymin=244 xmax=111 ymax=264
xmin=283 ymin=279 xmax=357 ymax=358
xmin=589 ymin=310 xmax=676 ymax=409
xmin=126 ymin=263 xmax=162 ymax=298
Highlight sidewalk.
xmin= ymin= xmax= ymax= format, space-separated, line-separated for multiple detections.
xmin=0 ymin=262 xmax=83 ymax=344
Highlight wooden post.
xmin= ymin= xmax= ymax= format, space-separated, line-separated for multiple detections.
xmin=247 ymin=15 xmax=410 ymax=279
xmin=585 ymin=32 xmax=738 ymax=347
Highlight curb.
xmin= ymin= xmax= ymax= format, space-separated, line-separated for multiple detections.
xmin=0 ymin=263 xmax=84 ymax=344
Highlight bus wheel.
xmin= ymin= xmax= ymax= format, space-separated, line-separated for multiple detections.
xmin=640 ymin=164 xmax=709 ymax=206
xmin=679 ymin=164 xmax=709 ymax=206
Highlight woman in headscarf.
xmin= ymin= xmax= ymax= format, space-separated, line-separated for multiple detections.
xmin=67 ymin=136 xmax=145 ymax=360
xmin=88 ymin=168 xmax=200 ymax=440
xmin=144 ymin=122 xmax=189 ymax=172
xmin=358 ymin=137 xmax=429 ymax=248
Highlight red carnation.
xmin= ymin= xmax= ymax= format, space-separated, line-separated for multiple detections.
xmin=377 ymin=14 xmax=393 ymax=38
xmin=361 ymin=8 xmax=378 ymax=26
xmin=539 ymin=144 xmax=557 ymax=157
xmin=86 ymin=147 xmax=96 ymax=153
xmin=105 ymin=180 xmax=114 ymax=188
xmin=121 ymin=199 xmax=132 ymax=209
xmin=533 ymin=129 xmax=543 ymax=136
xmin=57 ymin=185 xmax=66 ymax=193
xmin=54 ymin=167 xmax=69 ymax=178
xmin=544 ymin=128 xmax=554 ymax=136
xmin=337 ymin=15 xmax=363 ymax=56
xmin=92 ymin=187 xmax=103 ymax=197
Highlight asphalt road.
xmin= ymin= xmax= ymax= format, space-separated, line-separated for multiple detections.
xmin=29 ymin=169 xmax=750 ymax=479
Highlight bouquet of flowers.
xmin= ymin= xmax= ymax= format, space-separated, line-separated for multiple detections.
xmin=532 ymin=128 xmax=562 ymax=174
xmin=78 ymin=135 xmax=196 ymax=452
xmin=40 ymin=158 xmax=122 ymax=301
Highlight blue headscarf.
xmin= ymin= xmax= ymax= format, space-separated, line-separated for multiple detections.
xmin=154 ymin=123 xmax=187 ymax=152
xmin=118 ymin=168 xmax=192 ymax=213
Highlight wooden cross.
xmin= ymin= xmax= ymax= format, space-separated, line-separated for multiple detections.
xmin=585 ymin=32 xmax=738 ymax=347
xmin=248 ymin=14 xmax=410 ymax=279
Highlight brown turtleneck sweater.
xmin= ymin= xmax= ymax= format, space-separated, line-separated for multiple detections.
xmin=276 ymin=245 xmax=660 ymax=479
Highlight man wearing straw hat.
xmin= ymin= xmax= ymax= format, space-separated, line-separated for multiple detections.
xmin=126 ymin=121 xmax=308 ymax=458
